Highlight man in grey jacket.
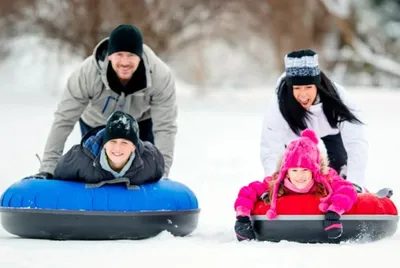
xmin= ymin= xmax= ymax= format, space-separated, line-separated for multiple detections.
xmin=33 ymin=24 xmax=177 ymax=179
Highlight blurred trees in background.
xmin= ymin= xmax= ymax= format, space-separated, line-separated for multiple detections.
xmin=0 ymin=0 xmax=399 ymax=89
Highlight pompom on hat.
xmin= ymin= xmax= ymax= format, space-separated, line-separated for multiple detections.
xmin=266 ymin=129 xmax=333 ymax=219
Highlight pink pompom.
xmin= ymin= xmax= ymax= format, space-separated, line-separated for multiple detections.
xmin=301 ymin=129 xmax=319 ymax=145
xmin=266 ymin=209 xmax=277 ymax=220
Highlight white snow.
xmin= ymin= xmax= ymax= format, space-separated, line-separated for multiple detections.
xmin=320 ymin=0 xmax=400 ymax=79
xmin=111 ymin=114 xmax=131 ymax=130
xmin=1 ymin=85 xmax=400 ymax=267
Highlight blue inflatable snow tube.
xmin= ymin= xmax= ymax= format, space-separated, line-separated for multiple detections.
xmin=0 ymin=178 xmax=200 ymax=240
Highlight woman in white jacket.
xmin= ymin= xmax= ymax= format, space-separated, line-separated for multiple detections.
xmin=260 ymin=49 xmax=368 ymax=192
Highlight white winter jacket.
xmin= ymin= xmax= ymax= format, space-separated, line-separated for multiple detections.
xmin=260 ymin=74 xmax=369 ymax=188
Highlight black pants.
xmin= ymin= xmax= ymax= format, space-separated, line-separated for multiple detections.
xmin=79 ymin=117 xmax=155 ymax=144
xmin=321 ymin=133 xmax=348 ymax=176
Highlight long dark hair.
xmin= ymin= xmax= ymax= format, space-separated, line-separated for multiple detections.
xmin=277 ymin=71 xmax=363 ymax=136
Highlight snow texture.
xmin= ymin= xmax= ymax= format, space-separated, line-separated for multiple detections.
xmin=0 ymin=84 xmax=400 ymax=268
xmin=111 ymin=115 xmax=131 ymax=131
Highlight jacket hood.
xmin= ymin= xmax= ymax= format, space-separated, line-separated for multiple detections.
xmin=92 ymin=38 xmax=110 ymax=73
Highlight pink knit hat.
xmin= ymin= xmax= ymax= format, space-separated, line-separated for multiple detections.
xmin=266 ymin=129 xmax=333 ymax=219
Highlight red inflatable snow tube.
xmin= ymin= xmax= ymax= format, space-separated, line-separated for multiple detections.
xmin=252 ymin=193 xmax=398 ymax=216
xmin=250 ymin=193 xmax=399 ymax=243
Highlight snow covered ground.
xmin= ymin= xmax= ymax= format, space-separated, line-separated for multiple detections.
xmin=0 ymin=86 xmax=399 ymax=267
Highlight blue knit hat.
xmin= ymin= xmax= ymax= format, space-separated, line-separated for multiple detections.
xmin=284 ymin=49 xmax=321 ymax=86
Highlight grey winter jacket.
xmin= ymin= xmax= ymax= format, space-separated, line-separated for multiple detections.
xmin=53 ymin=127 xmax=165 ymax=185
xmin=39 ymin=38 xmax=177 ymax=176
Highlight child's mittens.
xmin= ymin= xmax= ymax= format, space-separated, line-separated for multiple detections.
xmin=323 ymin=211 xmax=343 ymax=240
xmin=234 ymin=216 xmax=256 ymax=242
xmin=319 ymin=201 xmax=329 ymax=212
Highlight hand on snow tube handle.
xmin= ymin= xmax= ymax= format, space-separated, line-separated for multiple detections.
xmin=235 ymin=216 xmax=256 ymax=242
xmin=23 ymin=172 xmax=53 ymax=180
xmin=323 ymin=211 xmax=343 ymax=240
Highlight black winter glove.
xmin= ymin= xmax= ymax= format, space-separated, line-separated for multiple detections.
xmin=339 ymin=167 xmax=362 ymax=194
xmin=234 ymin=216 xmax=256 ymax=242
xmin=323 ymin=211 xmax=343 ymax=240
xmin=376 ymin=188 xmax=393 ymax=199
xmin=352 ymin=183 xmax=363 ymax=193
xmin=23 ymin=172 xmax=53 ymax=180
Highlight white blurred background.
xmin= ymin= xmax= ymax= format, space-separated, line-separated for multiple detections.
xmin=1 ymin=1 xmax=400 ymax=267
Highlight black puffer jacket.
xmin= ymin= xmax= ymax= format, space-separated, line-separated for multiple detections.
xmin=54 ymin=127 xmax=165 ymax=185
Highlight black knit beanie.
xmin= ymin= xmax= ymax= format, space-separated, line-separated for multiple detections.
xmin=107 ymin=24 xmax=143 ymax=57
xmin=284 ymin=49 xmax=321 ymax=86
xmin=103 ymin=111 xmax=139 ymax=146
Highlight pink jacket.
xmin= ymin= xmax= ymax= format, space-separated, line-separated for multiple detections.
xmin=234 ymin=168 xmax=358 ymax=218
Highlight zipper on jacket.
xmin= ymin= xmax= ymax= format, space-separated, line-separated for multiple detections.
xmin=113 ymin=92 xmax=126 ymax=112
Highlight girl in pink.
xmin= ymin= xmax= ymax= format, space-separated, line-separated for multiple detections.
xmin=233 ymin=129 xmax=358 ymax=242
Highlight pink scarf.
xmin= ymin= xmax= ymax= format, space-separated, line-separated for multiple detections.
xmin=284 ymin=178 xmax=314 ymax=193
